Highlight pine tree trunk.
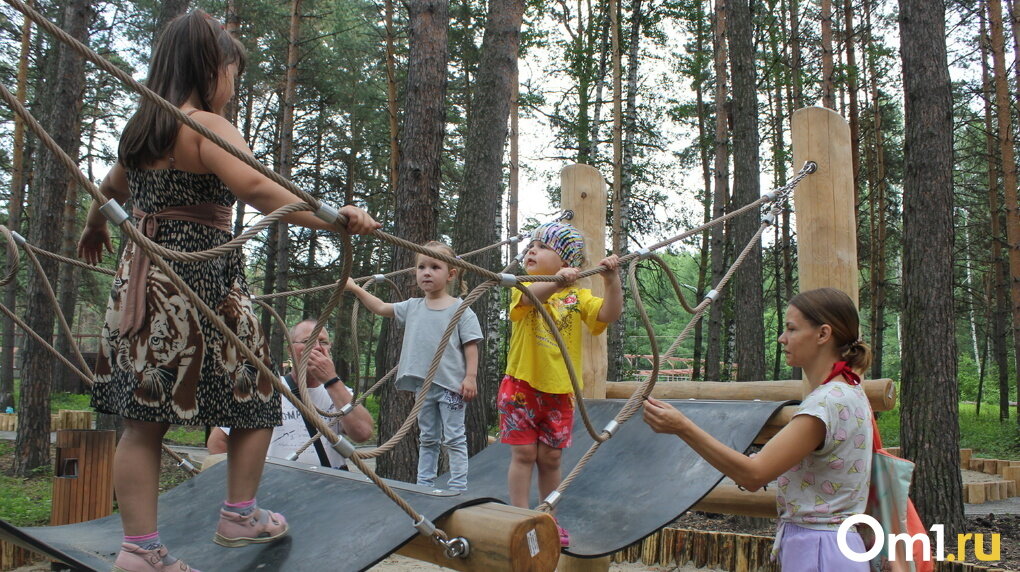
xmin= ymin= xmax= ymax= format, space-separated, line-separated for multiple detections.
xmin=988 ymin=0 xmax=1020 ymax=429
xmin=693 ymin=0 xmax=712 ymax=381
xmin=607 ymin=0 xmax=623 ymax=383
xmin=452 ymin=0 xmax=525 ymax=456
xmin=14 ymin=0 xmax=94 ymax=476
xmin=728 ymin=0 xmax=764 ymax=381
xmin=841 ymin=0 xmax=861 ymax=211
xmin=378 ymin=0 xmax=449 ymax=483
xmin=979 ymin=11 xmax=1011 ymax=421
xmin=820 ymin=0 xmax=834 ymax=107
xmin=1 ymin=6 xmax=33 ymax=410
xmin=705 ymin=0 xmax=729 ymax=381
xmin=865 ymin=0 xmax=888 ymax=380
xmin=898 ymin=0 xmax=964 ymax=533
xmin=269 ymin=0 xmax=303 ymax=365
xmin=385 ymin=0 xmax=400 ymax=194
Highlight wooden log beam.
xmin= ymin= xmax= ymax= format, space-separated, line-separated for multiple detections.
xmin=396 ymin=502 xmax=559 ymax=572
xmin=605 ymin=378 xmax=896 ymax=411
xmin=693 ymin=484 xmax=777 ymax=518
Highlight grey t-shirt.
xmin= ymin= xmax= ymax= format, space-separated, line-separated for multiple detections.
xmin=392 ymin=298 xmax=483 ymax=393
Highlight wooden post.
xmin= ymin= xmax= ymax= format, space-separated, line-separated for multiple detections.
xmin=558 ymin=164 xmax=610 ymax=571
xmin=791 ymin=107 xmax=858 ymax=396
xmin=50 ymin=430 xmax=115 ymax=526
xmin=560 ymin=164 xmax=609 ymax=400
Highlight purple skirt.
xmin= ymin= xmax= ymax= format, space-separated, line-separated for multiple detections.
xmin=778 ymin=524 xmax=870 ymax=571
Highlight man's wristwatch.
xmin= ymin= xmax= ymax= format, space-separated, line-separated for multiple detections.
xmin=323 ymin=376 xmax=341 ymax=388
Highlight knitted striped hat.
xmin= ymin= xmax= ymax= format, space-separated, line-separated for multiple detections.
xmin=532 ymin=222 xmax=586 ymax=268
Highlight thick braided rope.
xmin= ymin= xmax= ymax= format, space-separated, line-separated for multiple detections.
xmin=0 ymin=72 xmax=452 ymax=540
xmin=352 ymin=279 xmax=498 ymax=459
xmin=0 ymin=226 xmax=21 ymax=287
xmin=19 ymin=237 xmax=92 ymax=376
xmin=348 ymin=275 xmax=403 ymax=396
xmin=1 ymin=0 xmax=820 ymax=527
xmin=534 ymin=204 xmax=779 ymax=507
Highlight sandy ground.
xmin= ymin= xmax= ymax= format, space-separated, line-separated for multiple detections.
xmin=368 ymin=554 xmax=721 ymax=571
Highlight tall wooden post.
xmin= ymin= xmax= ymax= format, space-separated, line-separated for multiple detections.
xmin=559 ymin=165 xmax=610 ymax=570
xmin=791 ymin=106 xmax=858 ymax=396
xmin=560 ymin=164 xmax=608 ymax=400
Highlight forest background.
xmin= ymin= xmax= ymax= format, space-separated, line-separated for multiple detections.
xmin=0 ymin=0 xmax=1008 ymax=533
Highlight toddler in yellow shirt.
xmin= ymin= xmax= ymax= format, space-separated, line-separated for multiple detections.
xmin=497 ymin=222 xmax=623 ymax=546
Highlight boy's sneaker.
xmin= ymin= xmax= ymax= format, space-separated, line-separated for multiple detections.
xmin=112 ymin=543 xmax=198 ymax=572
xmin=213 ymin=508 xmax=289 ymax=547
xmin=557 ymin=525 xmax=571 ymax=547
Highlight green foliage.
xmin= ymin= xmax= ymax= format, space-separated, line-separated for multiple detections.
xmin=164 ymin=426 xmax=207 ymax=447
xmin=876 ymin=403 xmax=1020 ymax=460
xmin=0 ymin=443 xmax=52 ymax=526
xmin=50 ymin=392 xmax=92 ymax=413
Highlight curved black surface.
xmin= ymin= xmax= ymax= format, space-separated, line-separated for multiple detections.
xmin=0 ymin=398 xmax=788 ymax=569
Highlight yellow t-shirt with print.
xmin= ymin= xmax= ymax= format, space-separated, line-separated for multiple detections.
xmin=505 ymin=285 xmax=608 ymax=394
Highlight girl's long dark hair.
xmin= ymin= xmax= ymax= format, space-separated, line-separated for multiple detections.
xmin=118 ymin=10 xmax=245 ymax=170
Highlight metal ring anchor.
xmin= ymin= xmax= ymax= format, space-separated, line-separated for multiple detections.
xmin=439 ymin=536 xmax=471 ymax=559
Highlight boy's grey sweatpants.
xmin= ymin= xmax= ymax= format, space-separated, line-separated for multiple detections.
xmin=416 ymin=384 xmax=468 ymax=491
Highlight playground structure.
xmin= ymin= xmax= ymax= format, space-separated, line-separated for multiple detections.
xmin=0 ymin=1 xmax=953 ymax=570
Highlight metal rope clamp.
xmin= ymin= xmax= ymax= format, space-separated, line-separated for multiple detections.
xmin=498 ymin=273 xmax=517 ymax=288
xmin=329 ymin=435 xmax=357 ymax=459
xmin=10 ymin=231 xmax=26 ymax=246
xmin=339 ymin=403 xmax=354 ymax=416
xmin=634 ymin=247 xmax=652 ymax=260
xmin=100 ymin=199 xmax=130 ymax=226
xmin=543 ymin=490 xmax=562 ymax=510
xmin=177 ymin=458 xmax=196 ymax=472
xmin=314 ymin=202 xmax=340 ymax=224
xmin=602 ymin=419 xmax=620 ymax=438
xmin=704 ymin=289 xmax=720 ymax=302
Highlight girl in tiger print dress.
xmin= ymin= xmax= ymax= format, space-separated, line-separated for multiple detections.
xmin=77 ymin=11 xmax=378 ymax=571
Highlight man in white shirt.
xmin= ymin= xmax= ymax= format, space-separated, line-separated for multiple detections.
xmin=207 ymin=320 xmax=374 ymax=469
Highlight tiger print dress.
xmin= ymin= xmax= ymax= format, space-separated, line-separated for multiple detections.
xmin=91 ymin=168 xmax=281 ymax=428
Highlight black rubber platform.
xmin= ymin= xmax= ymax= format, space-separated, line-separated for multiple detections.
xmin=0 ymin=398 xmax=787 ymax=570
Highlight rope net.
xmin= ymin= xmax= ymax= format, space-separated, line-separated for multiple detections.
xmin=0 ymin=0 xmax=815 ymax=555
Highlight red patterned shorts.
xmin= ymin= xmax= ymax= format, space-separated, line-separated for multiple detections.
xmin=497 ymin=375 xmax=574 ymax=448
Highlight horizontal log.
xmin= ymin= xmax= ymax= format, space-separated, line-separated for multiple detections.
xmin=693 ymin=484 xmax=777 ymax=519
xmin=606 ymin=378 xmax=896 ymax=411
xmin=396 ymin=502 xmax=558 ymax=572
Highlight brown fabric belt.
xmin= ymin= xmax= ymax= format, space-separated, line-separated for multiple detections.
xmin=120 ymin=203 xmax=233 ymax=338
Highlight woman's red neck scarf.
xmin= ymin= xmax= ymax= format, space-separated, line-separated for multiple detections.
xmin=821 ymin=361 xmax=861 ymax=386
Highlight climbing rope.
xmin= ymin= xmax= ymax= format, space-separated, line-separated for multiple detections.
xmin=0 ymin=0 xmax=819 ymax=554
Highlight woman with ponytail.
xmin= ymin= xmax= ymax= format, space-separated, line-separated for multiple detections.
xmin=643 ymin=287 xmax=873 ymax=570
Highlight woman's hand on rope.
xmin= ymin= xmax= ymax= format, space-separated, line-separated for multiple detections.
xmin=77 ymin=224 xmax=114 ymax=265
xmin=338 ymin=205 xmax=380 ymax=235
xmin=642 ymin=396 xmax=690 ymax=436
